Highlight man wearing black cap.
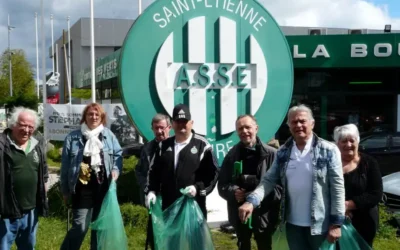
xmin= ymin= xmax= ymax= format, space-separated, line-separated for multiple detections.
xmin=144 ymin=103 xmax=219 ymax=218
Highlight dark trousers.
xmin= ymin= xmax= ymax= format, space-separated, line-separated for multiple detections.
xmin=236 ymin=222 xmax=273 ymax=250
xmin=286 ymin=223 xmax=326 ymax=250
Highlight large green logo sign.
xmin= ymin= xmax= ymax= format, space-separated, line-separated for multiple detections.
xmin=119 ymin=0 xmax=293 ymax=164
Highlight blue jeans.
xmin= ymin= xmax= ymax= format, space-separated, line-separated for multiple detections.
xmin=0 ymin=209 xmax=38 ymax=250
xmin=60 ymin=208 xmax=98 ymax=250
xmin=286 ymin=223 xmax=326 ymax=250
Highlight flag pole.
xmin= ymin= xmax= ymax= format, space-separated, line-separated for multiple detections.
xmin=35 ymin=12 xmax=40 ymax=98
xmin=51 ymin=14 xmax=55 ymax=74
xmin=90 ymin=0 xmax=96 ymax=103
xmin=67 ymin=16 xmax=72 ymax=104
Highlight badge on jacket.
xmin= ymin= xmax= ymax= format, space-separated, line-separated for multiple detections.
xmin=191 ymin=146 xmax=198 ymax=154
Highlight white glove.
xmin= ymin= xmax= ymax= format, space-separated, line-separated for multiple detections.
xmin=145 ymin=191 xmax=156 ymax=209
xmin=184 ymin=185 xmax=197 ymax=197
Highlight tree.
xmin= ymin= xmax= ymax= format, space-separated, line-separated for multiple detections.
xmin=0 ymin=49 xmax=38 ymax=111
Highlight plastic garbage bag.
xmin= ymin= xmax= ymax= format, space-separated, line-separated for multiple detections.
xmin=150 ymin=188 xmax=215 ymax=250
xmin=271 ymin=224 xmax=290 ymax=250
xmin=91 ymin=180 xmax=128 ymax=250
xmin=320 ymin=218 xmax=372 ymax=250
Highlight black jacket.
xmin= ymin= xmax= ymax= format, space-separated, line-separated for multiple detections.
xmin=0 ymin=129 xmax=49 ymax=219
xmin=218 ymin=137 xmax=282 ymax=232
xmin=135 ymin=139 xmax=158 ymax=190
xmin=145 ymin=131 xmax=219 ymax=218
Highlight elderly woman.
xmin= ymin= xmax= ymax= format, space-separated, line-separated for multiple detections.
xmin=333 ymin=124 xmax=383 ymax=247
xmin=60 ymin=103 xmax=122 ymax=250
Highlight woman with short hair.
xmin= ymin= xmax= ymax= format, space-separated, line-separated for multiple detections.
xmin=60 ymin=103 xmax=122 ymax=250
xmin=333 ymin=124 xmax=383 ymax=247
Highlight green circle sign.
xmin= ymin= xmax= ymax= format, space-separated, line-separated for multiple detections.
xmin=119 ymin=0 xmax=293 ymax=164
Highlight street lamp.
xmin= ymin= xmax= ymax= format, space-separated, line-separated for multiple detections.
xmin=8 ymin=14 xmax=15 ymax=97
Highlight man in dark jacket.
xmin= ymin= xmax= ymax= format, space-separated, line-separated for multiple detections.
xmin=0 ymin=107 xmax=49 ymax=249
xmin=218 ymin=114 xmax=281 ymax=250
xmin=136 ymin=113 xmax=171 ymax=250
xmin=144 ymin=103 xmax=219 ymax=218
xmin=135 ymin=113 xmax=171 ymax=206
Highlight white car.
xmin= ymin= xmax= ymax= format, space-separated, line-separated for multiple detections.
xmin=382 ymin=171 xmax=400 ymax=213
xmin=382 ymin=171 xmax=400 ymax=232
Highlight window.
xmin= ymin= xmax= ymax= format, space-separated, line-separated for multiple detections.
xmin=360 ymin=135 xmax=387 ymax=149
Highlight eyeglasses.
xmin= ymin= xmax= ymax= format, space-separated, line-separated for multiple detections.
xmin=17 ymin=122 xmax=35 ymax=132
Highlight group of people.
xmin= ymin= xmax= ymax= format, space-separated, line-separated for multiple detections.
xmin=0 ymin=102 xmax=383 ymax=250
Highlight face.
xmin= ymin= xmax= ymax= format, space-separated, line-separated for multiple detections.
xmin=288 ymin=111 xmax=315 ymax=141
xmin=12 ymin=112 xmax=36 ymax=145
xmin=236 ymin=117 xmax=258 ymax=146
xmin=152 ymin=119 xmax=171 ymax=141
xmin=172 ymin=119 xmax=193 ymax=136
xmin=85 ymin=107 xmax=102 ymax=129
xmin=337 ymin=136 xmax=359 ymax=158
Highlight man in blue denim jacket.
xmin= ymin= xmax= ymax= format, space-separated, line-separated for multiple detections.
xmin=239 ymin=104 xmax=345 ymax=250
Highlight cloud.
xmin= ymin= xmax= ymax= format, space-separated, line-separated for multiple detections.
xmin=260 ymin=0 xmax=400 ymax=29
xmin=0 ymin=0 xmax=399 ymax=79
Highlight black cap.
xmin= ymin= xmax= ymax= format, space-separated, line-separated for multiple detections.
xmin=172 ymin=103 xmax=191 ymax=121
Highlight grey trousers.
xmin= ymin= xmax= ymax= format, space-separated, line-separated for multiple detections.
xmin=60 ymin=208 xmax=98 ymax=250
xmin=286 ymin=223 xmax=327 ymax=250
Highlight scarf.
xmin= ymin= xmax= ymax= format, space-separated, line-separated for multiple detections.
xmin=81 ymin=123 xmax=104 ymax=168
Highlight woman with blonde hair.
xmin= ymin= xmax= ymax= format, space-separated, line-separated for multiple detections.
xmin=60 ymin=103 xmax=122 ymax=250
xmin=333 ymin=124 xmax=383 ymax=247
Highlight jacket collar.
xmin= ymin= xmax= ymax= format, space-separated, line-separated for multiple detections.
xmin=282 ymin=132 xmax=320 ymax=151
xmin=238 ymin=136 xmax=272 ymax=159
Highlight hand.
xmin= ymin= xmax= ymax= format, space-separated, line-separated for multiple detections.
xmin=345 ymin=210 xmax=353 ymax=219
xmin=326 ymin=225 xmax=341 ymax=243
xmin=185 ymin=185 xmax=197 ymax=197
xmin=145 ymin=191 xmax=156 ymax=209
xmin=234 ymin=188 xmax=246 ymax=203
xmin=112 ymin=170 xmax=119 ymax=181
xmin=345 ymin=200 xmax=356 ymax=211
xmin=238 ymin=202 xmax=254 ymax=223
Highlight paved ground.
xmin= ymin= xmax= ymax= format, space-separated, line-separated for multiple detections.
xmin=48 ymin=173 xmax=59 ymax=189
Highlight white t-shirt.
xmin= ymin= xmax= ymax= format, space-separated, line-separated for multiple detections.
xmin=174 ymin=133 xmax=193 ymax=169
xmin=286 ymin=134 xmax=314 ymax=227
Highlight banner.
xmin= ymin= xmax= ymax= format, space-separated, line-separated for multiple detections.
xmin=44 ymin=104 xmax=137 ymax=145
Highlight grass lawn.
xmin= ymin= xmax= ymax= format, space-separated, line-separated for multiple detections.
xmin=10 ymin=217 xmax=400 ymax=250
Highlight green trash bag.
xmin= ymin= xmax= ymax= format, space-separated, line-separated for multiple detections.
xmin=271 ymin=224 xmax=289 ymax=250
xmin=320 ymin=218 xmax=372 ymax=250
xmin=150 ymin=188 xmax=215 ymax=250
xmin=91 ymin=180 xmax=128 ymax=250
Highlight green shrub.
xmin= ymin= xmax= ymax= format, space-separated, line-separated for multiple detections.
xmin=120 ymin=203 xmax=149 ymax=230
xmin=47 ymin=147 xmax=61 ymax=162
xmin=377 ymin=204 xmax=398 ymax=239
xmin=47 ymin=181 xmax=68 ymax=219
xmin=117 ymin=156 xmax=142 ymax=204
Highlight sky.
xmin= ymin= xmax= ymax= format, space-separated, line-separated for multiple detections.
xmin=0 ymin=0 xmax=400 ymax=81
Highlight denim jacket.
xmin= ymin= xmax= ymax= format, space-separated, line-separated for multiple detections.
xmin=246 ymin=133 xmax=345 ymax=235
xmin=60 ymin=127 xmax=122 ymax=196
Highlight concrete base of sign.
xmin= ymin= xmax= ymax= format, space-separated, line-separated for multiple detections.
xmin=206 ymin=183 xmax=228 ymax=229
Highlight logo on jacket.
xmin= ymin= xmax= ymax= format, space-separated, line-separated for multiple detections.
xmin=32 ymin=150 xmax=39 ymax=163
xmin=120 ymin=0 xmax=293 ymax=165
xmin=191 ymin=146 xmax=198 ymax=154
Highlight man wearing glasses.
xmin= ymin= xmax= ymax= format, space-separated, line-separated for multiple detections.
xmin=0 ymin=107 xmax=49 ymax=249
xmin=136 ymin=113 xmax=171 ymax=250
xmin=136 ymin=113 xmax=172 ymax=206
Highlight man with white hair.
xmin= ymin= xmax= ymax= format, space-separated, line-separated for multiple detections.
xmin=0 ymin=107 xmax=49 ymax=249
xmin=239 ymin=104 xmax=345 ymax=250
